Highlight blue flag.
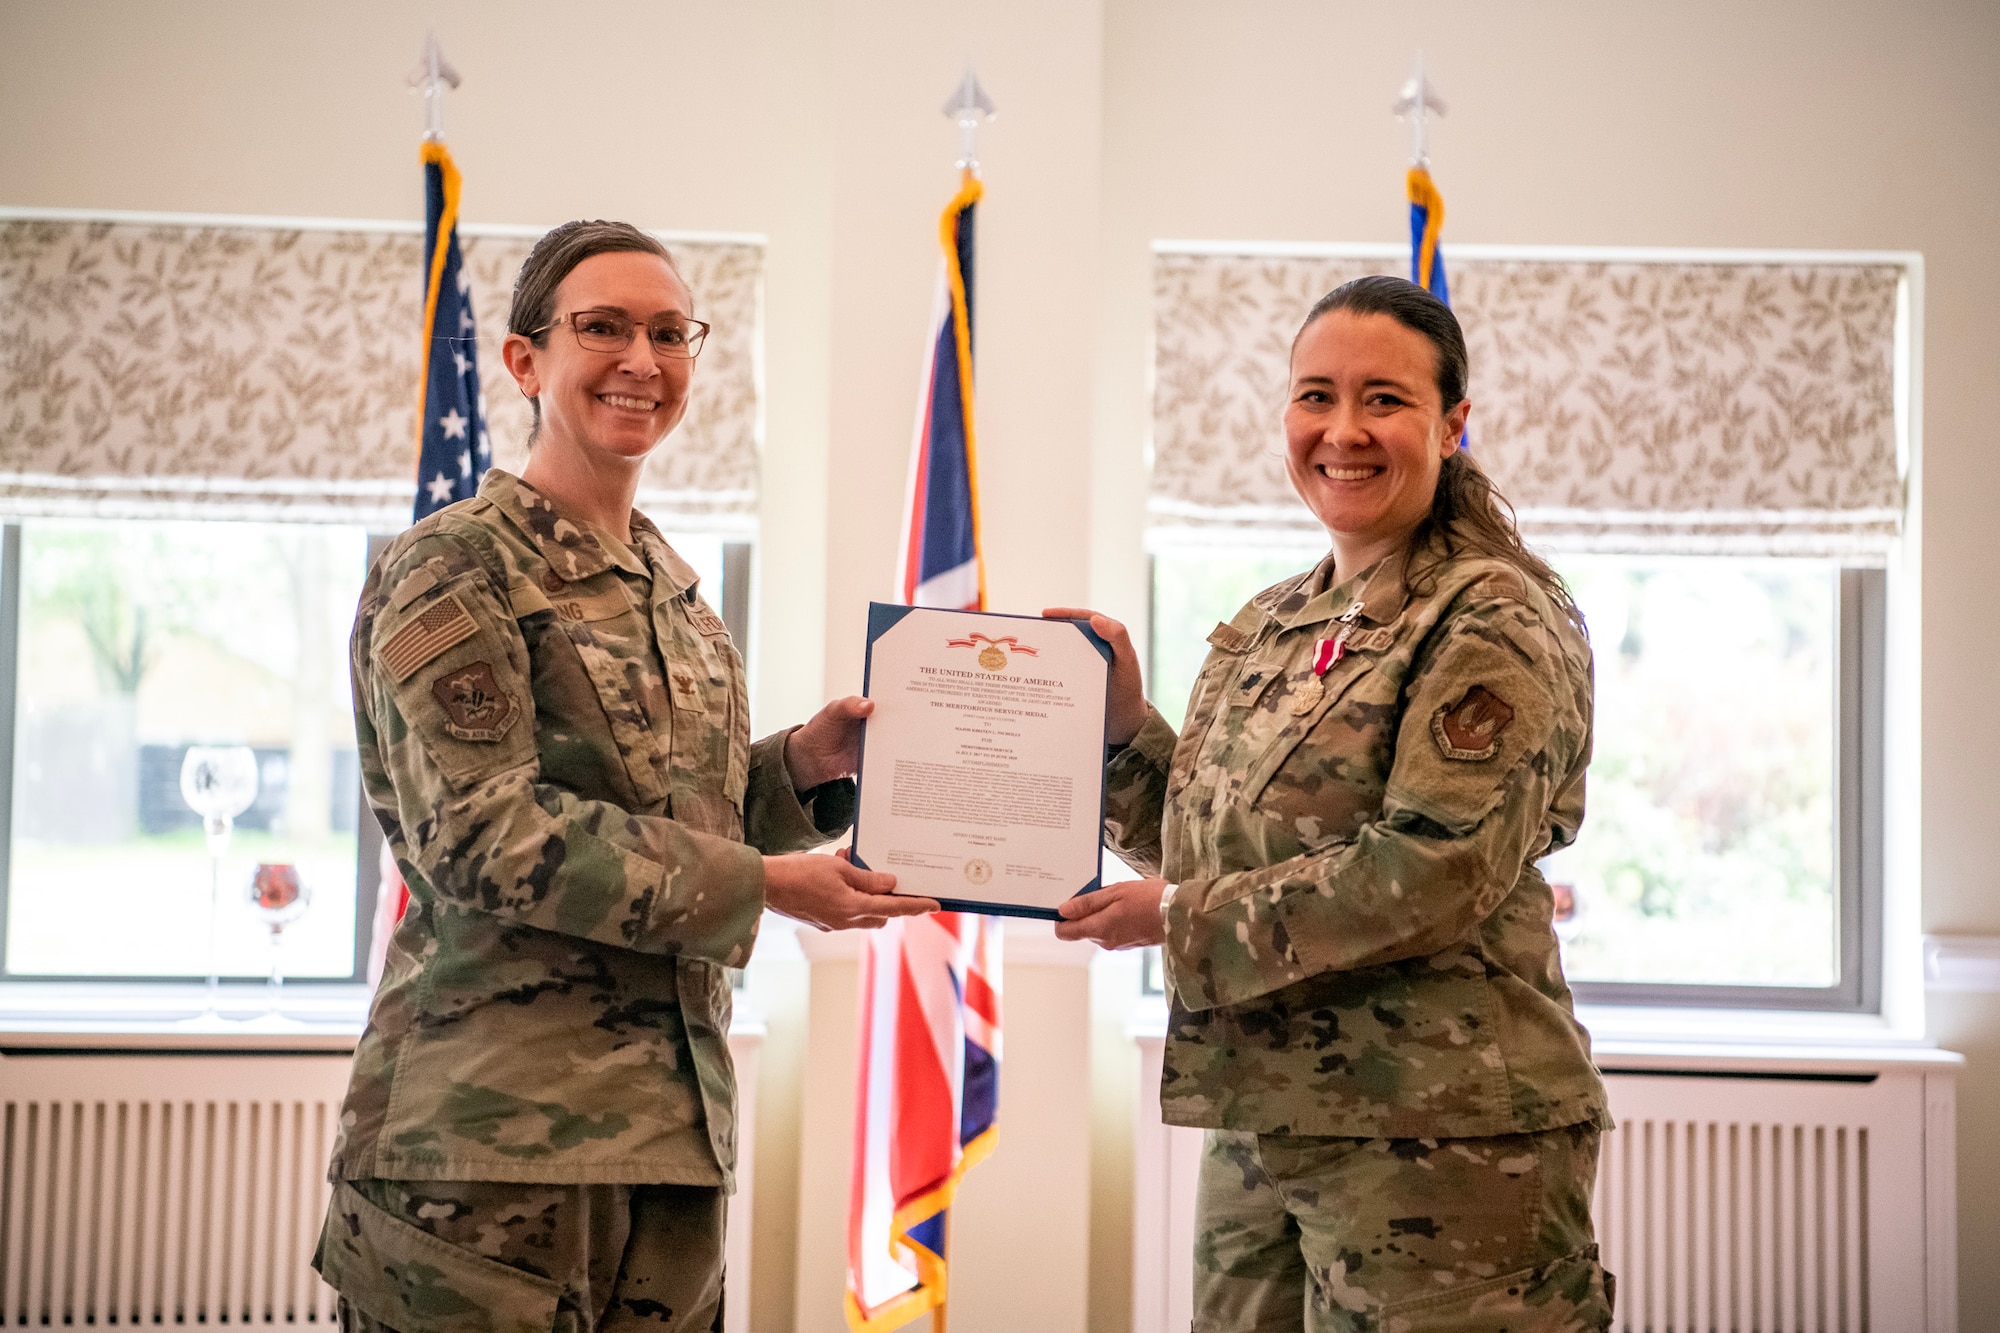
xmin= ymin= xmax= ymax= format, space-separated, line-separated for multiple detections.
xmin=1408 ymin=164 xmax=1465 ymax=446
xmin=413 ymin=140 xmax=489 ymax=523
xmin=1407 ymin=164 xmax=1450 ymax=306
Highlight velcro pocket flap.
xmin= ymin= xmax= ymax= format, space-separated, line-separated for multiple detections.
xmin=1237 ymin=653 xmax=1377 ymax=808
xmin=316 ymin=1180 xmax=560 ymax=1333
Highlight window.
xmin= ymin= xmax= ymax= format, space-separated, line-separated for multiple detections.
xmin=1145 ymin=549 xmax=1884 ymax=1010
xmin=1546 ymin=557 xmax=1882 ymax=1008
xmin=0 ymin=520 xmax=755 ymax=985
xmin=0 ymin=519 xmax=371 ymax=981
xmin=1143 ymin=243 xmax=1910 ymax=1011
xmin=0 ymin=210 xmax=770 ymax=995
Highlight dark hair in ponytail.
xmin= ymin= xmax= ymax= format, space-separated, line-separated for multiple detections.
xmin=1297 ymin=276 xmax=1580 ymax=630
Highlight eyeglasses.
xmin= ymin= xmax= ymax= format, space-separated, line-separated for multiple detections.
xmin=532 ymin=308 xmax=710 ymax=359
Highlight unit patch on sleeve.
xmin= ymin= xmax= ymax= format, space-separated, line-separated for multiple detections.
xmin=1431 ymin=684 xmax=1515 ymax=761
xmin=429 ymin=661 xmax=520 ymax=742
xmin=380 ymin=594 xmax=478 ymax=681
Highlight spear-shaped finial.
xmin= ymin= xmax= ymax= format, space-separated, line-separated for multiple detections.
xmin=944 ymin=67 xmax=997 ymax=177
xmin=407 ymin=31 xmax=463 ymax=142
xmin=1391 ymin=51 xmax=1447 ymax=168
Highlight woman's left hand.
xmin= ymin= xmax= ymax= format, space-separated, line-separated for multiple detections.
xmin=1054 ymin=877 xmax=1171 ymax=950
xmin=787 ymin=696 xmax=873 ymax=791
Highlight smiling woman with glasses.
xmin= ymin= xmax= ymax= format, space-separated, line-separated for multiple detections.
xmin=312 ymin=220 xmax=936 ymax=1332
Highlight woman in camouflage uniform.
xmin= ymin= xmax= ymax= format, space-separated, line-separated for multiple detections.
xmin=1051 ymin=276 xmax=1614 ymax=1331
xmin=315 ymin=222 xmax=935 ymax=1332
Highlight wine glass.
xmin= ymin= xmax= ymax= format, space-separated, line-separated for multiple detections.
xmin=247 ymin=862 xmax=312 ymax=1016
xmin=179 ymin=746 xmax=258 ymax=1018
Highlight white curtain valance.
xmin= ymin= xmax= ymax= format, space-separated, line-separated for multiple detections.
xmin=0 ymin=212 xmax=762 ymax=531
xmin=1151 ymin=248 xmax=1907 ymax=560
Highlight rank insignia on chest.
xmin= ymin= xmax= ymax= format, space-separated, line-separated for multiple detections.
xmin=430 ymin=660 xmax=521 ymax=742
xmin=670 ymin=670 xmax=704 ymax=709
xmin=1431 ymin=684 xmax=1515 ymax=761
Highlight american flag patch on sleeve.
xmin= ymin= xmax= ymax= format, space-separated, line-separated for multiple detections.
xmin=380 ymin=594 xmax=478 ymax=681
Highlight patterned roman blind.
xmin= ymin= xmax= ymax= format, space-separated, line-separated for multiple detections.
xmin=1151 ymin=248 xmax=1908 ymax=559
xmin=0 ymin=212 xmax=762 ymax=531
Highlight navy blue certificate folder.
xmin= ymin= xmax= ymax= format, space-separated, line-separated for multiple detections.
xmin=850 ymin=603 xmax=1113 ymax=920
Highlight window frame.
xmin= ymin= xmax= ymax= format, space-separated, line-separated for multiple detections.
xmin=1140 ymin=553 xmax=1889 ymax=1014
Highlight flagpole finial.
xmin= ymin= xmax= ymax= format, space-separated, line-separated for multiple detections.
xmin=944 ymin=67 xmax=996 ymax=178
xmin=407 ymin=31 xmax=463 ymax=143
xmin=1391 ymin=51 xmax=1447 ymax=168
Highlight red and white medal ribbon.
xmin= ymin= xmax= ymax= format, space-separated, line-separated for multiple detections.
xmin=1312 ymin=634 xmax=1344 ymax=675
xmin=1294 ymin=601 xmax=1366 ymax=715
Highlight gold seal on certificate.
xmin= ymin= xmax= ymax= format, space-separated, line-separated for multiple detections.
xmin=851 ymin=603 xmax=1112 ymax=918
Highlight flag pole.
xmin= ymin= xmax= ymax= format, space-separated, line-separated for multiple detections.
xmin=407 ymin=30 xmax=462 ymax=142
xmin=1391 ymin=50 xmax=1446 ymax=169
xmin=932 ymin=71 xmax=993 ymax=1333
xmin=933 ymin=1212 xmax=950 ymax=1333
xmin=946 ymin=66 xmax=995 ymax=184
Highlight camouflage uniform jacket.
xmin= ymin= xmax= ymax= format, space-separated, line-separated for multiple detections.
xmin=1105 ymin=546 xmax=1609 ymax=1139
xmin=332 ymin=469 xmax=848 ymax=1189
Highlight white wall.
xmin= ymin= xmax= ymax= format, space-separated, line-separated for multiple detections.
xmin=5 ymin=0 xmax=1998 ymax=1326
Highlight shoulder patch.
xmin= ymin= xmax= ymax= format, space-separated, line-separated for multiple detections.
xmin=380 ymin=594 xmax=478 ymax=681
xmin=429 ymin=661 xmax=520 ymax=742
xmin=1431 ymin=684 xmax=1515 ymax=761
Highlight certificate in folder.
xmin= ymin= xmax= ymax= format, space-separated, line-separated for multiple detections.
xmin=851 ymin=603 xmax=1112 ymax=919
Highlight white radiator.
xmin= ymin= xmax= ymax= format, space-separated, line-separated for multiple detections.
xmin=1131 ymin=1037 xmax=1959 ymax=1333
xmin=0 ymin=1035 xmax=762 ymax=1330
xmin=0 ymin=1053 xmax=348 ymax=1326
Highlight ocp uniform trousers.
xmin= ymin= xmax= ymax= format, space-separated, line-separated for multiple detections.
xmin=315 ymin=1177 xmax=724 ymax=1333
xmin=1192 ymin=1123 xmax=1615 ymax=1333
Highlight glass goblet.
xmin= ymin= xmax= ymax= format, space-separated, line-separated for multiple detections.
xmin=179 ymin=745 xmax=259 ymax=1018
xmin=248 ymin=862 xmax=312 ymax=1015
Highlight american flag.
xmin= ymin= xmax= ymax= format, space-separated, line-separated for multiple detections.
xmin=846 ymin=175 xmax=1003 ymax=1333
xmin=413 ymin=139 xmax=489 ymax=523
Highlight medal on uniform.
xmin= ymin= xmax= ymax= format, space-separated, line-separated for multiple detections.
xmin=1293 ymin=601 xmax=1366 ymax=715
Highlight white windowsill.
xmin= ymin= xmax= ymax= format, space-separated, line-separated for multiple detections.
xmin=1124 ymin=992 xmax=1962 ymax=1072
xmin=0 ymin=981 xmax=768 ymax=1052
xmin=0 ymin=981 xmax=373 ymax=1050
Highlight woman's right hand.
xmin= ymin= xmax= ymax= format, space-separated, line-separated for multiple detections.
xmin=1043 ymin=607 xmax=1146 ymax=747
xmin=764 ymin=847 xmax=938 ymax=931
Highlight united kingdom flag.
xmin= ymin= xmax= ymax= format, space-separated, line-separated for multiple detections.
xmin=413 ymin=139 xmax=489 ymax=522
xmin=846 ymin=913 xmax=1001 ymax=1331
xmin=846 ymin=174 xmax=1003 ymax=1332
xmin=895 ymin=175 xmax=986 ymax=611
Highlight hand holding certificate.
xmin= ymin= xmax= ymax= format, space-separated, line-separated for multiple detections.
xmin=851 ymin=603 xmax=1111 ymax=918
